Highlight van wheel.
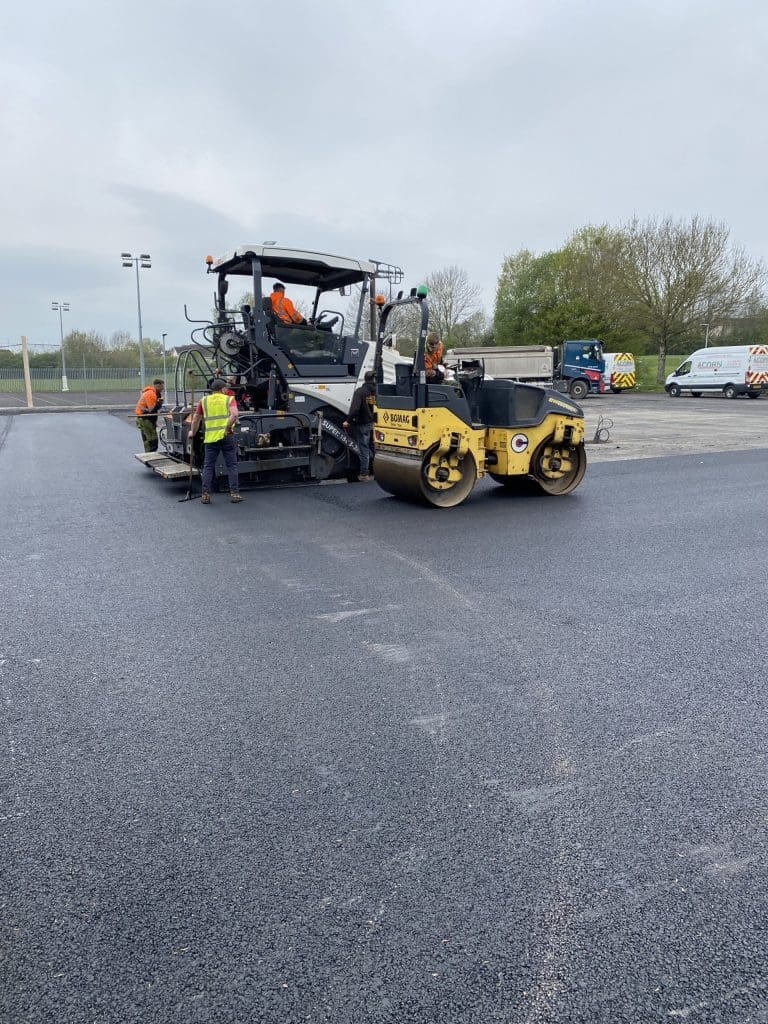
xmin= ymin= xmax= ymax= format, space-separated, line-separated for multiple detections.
xmin=747 ymin=391 xmax=760 ymax=399
xmin=691 ymin=391 xmax=702 ymax=398
xmin=723 ymin=384 xmax=738 ymax=399
xmin=668 ymin=383 xmax=681 ymax=397
xmin=569 ymin=379 xmax=588 ymax=400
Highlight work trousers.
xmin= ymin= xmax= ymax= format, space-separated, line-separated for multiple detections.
xmin=136 ymin=416 xmax=158 ymax=452
xmin=352 ymin=424 xmax=373 ymax=476
xmin=201 ymin=434 xmax=239 ymax=493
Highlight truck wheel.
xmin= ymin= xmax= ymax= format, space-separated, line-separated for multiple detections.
xmin=668 ymin=383 xmax=681 ymax=397
xmin=569 ymin=379 xmax=588 ymax=400
xmin=691 ymin=391 xmax=702 ymax=398
xmin=747 ymin=391 xmax=760 ymax=399
xmin=610 ymin=387 xmax=622 ymax=394
xmin=723 ymin=384 xmax=738 ymax=399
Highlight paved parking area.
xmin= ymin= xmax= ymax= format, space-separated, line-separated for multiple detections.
xmin=4 ymin=411 xmax=768 ymax=1024
xmin=0 ymin=389 xmax=134 ymax=409
xmin=582 ymin=391 xmax=768 ymax=461
xmin=2 ymin=389 xmax=767 ymax=463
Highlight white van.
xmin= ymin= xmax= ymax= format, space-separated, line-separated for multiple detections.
xmin=603 ymin=352 xmax=636 ymax=393
xmin=665 ymin=345 xmax=768 ymax=398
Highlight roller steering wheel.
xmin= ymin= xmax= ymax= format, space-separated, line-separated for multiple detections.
xmin=314 ymin=312 xmax=339 ymax=330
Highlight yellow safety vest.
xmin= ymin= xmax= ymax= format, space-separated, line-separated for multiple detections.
xmin=201 ymin=392 xmax=232 ymax=443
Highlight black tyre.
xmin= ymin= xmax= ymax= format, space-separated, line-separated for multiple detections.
xmin=691 ymin=391 xmax=702 ymax=398
xmin=723 ymin=384 xmax=738 ymax=399
xmin=569 ymin=379 xmax=589 ymax=400
xmin=668 ymin=383 xmax=681 ymax=397
xmin=747 ymin=391 xmax=760 ymax=399
xmin=610 ymin=387 xmax=623 ymax=394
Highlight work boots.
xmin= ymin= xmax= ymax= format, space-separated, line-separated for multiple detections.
xmin=201 ymin=492 xmax=211 ymax=504
xmin=230 ymin=492 xmax=243 ymax=503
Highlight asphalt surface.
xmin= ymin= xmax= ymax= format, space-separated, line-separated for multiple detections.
xmin=0 ymin=390 xmax=135 ymax=409
xmin=3 ymin=413 xmax=768 ymax=1024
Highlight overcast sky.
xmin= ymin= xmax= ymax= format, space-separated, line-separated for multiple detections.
xmin=2 ymin=0 xmax=767 ymax=352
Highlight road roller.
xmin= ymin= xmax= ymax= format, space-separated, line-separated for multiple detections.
xmin=372 ymin=287 xmax=587 ymax=507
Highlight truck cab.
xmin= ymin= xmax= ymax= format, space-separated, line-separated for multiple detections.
xmin=556 ymin=340 xmax=605 ymax=398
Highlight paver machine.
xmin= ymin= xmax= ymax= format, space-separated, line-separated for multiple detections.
xmin=372 ymin=287 xmax=588 ymax=507
xmin=154 ymin=245 xmax=404 ymax=485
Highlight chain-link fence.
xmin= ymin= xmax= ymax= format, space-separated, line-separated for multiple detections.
xmin=0 ymin=366 xmax=173 ymax=408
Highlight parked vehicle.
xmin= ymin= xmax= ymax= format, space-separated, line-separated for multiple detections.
xmin=446 ymin=340 xmax=605 ymax=400
xmin=665 ymin=346 xmax=768 ymax=398
xmin=603 ymin=352 xmax=636 ymax=393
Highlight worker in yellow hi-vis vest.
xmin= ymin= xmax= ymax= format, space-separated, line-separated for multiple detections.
xmin=188 ymin=378 xmax=242 ymax=504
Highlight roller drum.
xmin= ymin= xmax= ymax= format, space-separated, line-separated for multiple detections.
xmin=374 ymin=448 xmax=477 ymax=508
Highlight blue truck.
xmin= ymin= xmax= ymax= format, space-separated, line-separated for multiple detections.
xmin=446 ymin=340 xmax=606 ymax=400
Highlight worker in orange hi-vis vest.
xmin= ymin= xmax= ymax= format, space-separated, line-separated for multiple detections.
xmin=134 ymin=378 xmax=165 ymax=452
xmin=424 ymin=332 xmax=445 ymax=382
xmin=270 ymin=282 xmax=307 ymax=325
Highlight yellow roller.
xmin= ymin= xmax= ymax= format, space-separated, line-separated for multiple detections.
xmin=371 ymin=286 xmax=588 ymax=509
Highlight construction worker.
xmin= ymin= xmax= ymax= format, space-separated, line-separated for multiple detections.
xmin=270 ymin=282 xmax=306 ymax=325
xmin=135 ymin=378 xmax=165 ymax=452
xmin=425 ymin=332 xmax=445 ymax=382
xmin=188 ymin=379 xmax=242 ymax=504
xmin=343 ymin=370 xmax=376 ymax=481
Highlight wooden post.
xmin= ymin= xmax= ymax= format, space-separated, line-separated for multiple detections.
xmin=21 ymin=335 xmax=33 ymax=408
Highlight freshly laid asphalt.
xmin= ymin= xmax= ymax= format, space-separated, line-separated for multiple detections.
xmin=2 ymin=413 xmax=768 ymax=1024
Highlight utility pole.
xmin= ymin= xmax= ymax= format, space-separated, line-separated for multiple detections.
xmin=162 ymin=332 xmax=168 ymax=384
xmin=121 ymin=253 xmax=151 ymax=388
xmin=51 ymin=301 xmax=70 ymax=391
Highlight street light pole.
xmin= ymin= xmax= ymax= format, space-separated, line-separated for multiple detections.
xmin=121 ymin=253 xmax=151 ymax=388
xmin=703 ymin=323 xmax=711 ymax=348
xmin=51 ymin=301 xmax=70 ymax=391
xmin=161 ymin=332 xmax=168 ymax=384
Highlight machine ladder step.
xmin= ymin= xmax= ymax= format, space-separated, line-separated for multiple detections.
xmin=134 ymin=452 xmax=199 ymax=479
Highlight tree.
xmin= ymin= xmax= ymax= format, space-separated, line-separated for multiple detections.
xmin=63 ymin=330 xmax=108 ymax=367
xmin=494 ymin=230 xmax=628 ymax=348
xmin=447 ymin=310 xmax=492 ymax=347
xmin=424 ymin=265 xmax=483 ymax=343
xmin=613 ymin=216 xmax=767 ymax=382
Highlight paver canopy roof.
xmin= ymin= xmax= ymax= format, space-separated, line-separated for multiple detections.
xmin=211 ymin=245 xmax=378 ymax=291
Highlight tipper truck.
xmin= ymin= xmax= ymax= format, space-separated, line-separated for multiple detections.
xmin=446 ymin=340 xmax=605 ymax=400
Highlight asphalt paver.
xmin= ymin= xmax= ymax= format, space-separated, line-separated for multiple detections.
xmin=2 ymin=413 xmax=768 ymax=1023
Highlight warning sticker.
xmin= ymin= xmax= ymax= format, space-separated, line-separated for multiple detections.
xmin=511 ymin=433 xmax=528 ymax=453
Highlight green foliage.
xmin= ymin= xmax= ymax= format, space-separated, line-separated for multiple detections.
xmin=494 ymin=217 xmax=768 ymax=381
xmin=635 ymin=354 xmax=685 ymax=390
xmin=494 ymin=240 xmax=628 ymax=349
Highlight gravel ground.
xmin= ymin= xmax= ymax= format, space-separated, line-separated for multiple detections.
xmin=2 ymin=412 xmax=768 ymax=1024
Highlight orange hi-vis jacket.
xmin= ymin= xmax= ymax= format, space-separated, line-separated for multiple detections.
xmin=425 ymin=342 xmax=444 ymax=374
xmin=270 ymin=290 xmax=303 ymax=324
xmin=135 ymin=385 xmax=162 ymax=418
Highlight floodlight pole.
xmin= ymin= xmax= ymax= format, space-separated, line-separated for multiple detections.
xmin=121 ymin=253 xmax=151 ymax=388
xmin=51 ymin=301 xmax=69 ymax=391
